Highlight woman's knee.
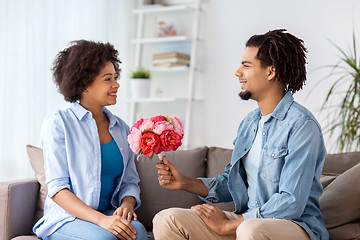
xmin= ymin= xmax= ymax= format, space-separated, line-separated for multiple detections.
xmin=131 ymin=220 xmax=148 ymax=240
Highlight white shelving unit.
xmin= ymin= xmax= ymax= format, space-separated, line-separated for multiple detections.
xmin=130 ymin=0 xmax=202 ymax=148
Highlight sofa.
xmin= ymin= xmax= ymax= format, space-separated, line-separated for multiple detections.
xmin=1 ymin=145 xmax=359 ymax=240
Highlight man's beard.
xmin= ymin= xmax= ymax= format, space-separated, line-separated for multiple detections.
xmin=238 ymin=90 xmax=252 ymax=100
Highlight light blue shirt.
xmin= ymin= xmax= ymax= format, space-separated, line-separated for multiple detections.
xmin=242 ymin=114 xmax=271 ymax=211
xmin=199 ymin=91 xmax=328 ymax=240
xmin=33 ymin=102 xmax=141 ymax=237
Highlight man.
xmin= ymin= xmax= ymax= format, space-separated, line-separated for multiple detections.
xmin=154 ymin=29 xmax=328 ymax=240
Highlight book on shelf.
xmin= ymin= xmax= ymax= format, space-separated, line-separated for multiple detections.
xmin=153 ymin=62 xmax=189 ymax=68
xmin=152 ymin=57 xmax=190 ymax=65
xmin=153 ymin=52 xmax=190 ymax=60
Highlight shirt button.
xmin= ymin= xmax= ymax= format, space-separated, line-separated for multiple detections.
xmin=263 ymin=132 xmax=266 ymax=135
xmin=272 ymin=153 xmax=275 ymax=157
xmin=244 ymin=148 xmax=247 ymax=151
xmin=255 ymin=200 xmax=258 ymax=204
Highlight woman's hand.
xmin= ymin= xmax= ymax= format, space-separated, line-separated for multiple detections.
xmin=114 ymin=201 xmax=138 ymax=222
xmin=97 ymin=214 xmax=136 ymax=240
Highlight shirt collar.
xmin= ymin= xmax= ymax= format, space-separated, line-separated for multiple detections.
xmin=70 ymin=102 xmax=118 ymax=128
xmin=102 ymin=107 xmax=118 ymax=128
xmin=250 ymin=91 xmax=294 ymax=121
xmin=71 ymin=102 xmax=90 ymax=120
xmin=271 ymin=91 xmax=294 ymax=120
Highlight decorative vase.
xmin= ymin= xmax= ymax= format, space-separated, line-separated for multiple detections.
xmin=130 ymin=78 xmax=150 ymax=98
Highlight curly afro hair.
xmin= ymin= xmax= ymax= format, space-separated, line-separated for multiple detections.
xmin=246 ymin=29 xmax=307 ymax=94
xmin=52 ymin=40 xmax=121 ymax=102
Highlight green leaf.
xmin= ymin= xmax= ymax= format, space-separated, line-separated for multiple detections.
xmin=321 ymin=29 xmax=360 ymax=152
xmin=166 ymin=115 xmax=172 ymax=124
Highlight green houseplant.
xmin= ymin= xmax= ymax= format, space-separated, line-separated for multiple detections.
xmin=131 ymin=67 xmax=151 ymax=79
xmin=130 ymin=67 xmax=151 ymax=98
xmin=321 ymin=31 xmax=360 ymax=152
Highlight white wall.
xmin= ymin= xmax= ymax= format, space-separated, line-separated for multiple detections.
xmin=190 ymin=0 xmax=360 ymax=153
xmin=1 ymin=0 xmax=359 ymax=181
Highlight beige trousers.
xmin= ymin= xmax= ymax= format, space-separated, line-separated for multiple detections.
xmin=153 ymin=208 xmax=310 ymax=240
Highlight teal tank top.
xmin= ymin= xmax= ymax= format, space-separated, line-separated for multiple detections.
xmin=97 ymin=138 xmax=124 ymax=212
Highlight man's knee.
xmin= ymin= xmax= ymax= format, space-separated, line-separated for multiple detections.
xmin=236 ymin=219 xmax=263 ymax=239
xmin=153 ymin=208 xmax=185 ymax=227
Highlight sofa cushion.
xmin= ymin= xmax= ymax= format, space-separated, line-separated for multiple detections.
xmin=135 ymin=147 xmax=208 ymax=230
xmin=322 ymin=152 xmax=360 ymax=175
xmin=320 ymin=162 xmax=360 ymax=229
xmin=12 ymin=236 xmax=38 ymax=240
xmin=320 ymin=174 xmax=338 ymax=189
xmin=206 ymin=147 xmax=235 ymax=212
xmin=327 ymin=222 xmax=360 ymax=240
xmin=26 ymin=145 xmax=47 ymax=224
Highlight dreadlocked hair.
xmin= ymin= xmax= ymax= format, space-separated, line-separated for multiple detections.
xmin=246 ymin=29 xmax=307 ymax=93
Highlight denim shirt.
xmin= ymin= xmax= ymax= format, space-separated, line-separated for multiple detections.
xmin=33 ymin=102 xmax=141 ymax=237
xmin=199 ymin=91 xmax=329 ymax=240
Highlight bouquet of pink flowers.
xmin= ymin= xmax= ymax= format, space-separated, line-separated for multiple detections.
xmin=127 ymin=115 xmax=184 ymax=161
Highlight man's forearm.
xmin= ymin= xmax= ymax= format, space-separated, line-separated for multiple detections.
xmin=181 ymin=176 xmax=209 ymax=197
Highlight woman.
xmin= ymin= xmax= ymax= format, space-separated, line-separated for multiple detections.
xmin=33 ymin=40 xmax=147 ymax=240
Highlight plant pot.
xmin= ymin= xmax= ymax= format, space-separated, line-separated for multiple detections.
xmin=130 ymin=78 xmax=150 ymax=98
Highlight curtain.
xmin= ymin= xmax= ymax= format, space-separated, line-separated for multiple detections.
xmin=0 ymin=0 xmax=135 ymax=181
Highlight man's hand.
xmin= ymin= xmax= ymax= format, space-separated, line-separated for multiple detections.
xmin=191 ymin=203 xmax=242 ymax=236
xmin=156 ymin=155 xmax=209 ymax=197
xmin=156 ymin=155 xmax=184 ymax=190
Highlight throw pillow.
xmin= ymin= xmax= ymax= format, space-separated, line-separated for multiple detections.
xmin=320 ymin=174 xmax=338 ymax=189
xmin=26 ymin=144 xmax=47 ymax=224
xmin=135 ymin=147 xmax=208 ymax=230
xmin=320 ymin=162 xmax=360 ymax=229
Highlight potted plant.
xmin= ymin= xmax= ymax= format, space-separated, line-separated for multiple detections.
xmin=321 ymin=31 xmax=360 ymax=152
xmin=130 ymin=67 xmax=151 ymax=98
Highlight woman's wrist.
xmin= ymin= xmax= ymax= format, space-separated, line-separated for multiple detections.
xmin=121 ymin=196 xmax=136 ymax=209
xmin=93 ymin=211 xmax=107 ymax=225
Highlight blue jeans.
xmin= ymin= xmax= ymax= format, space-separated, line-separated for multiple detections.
xmin=42 ymin=209 xmax=148 ymax=240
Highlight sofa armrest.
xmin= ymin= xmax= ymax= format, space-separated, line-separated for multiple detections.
xmin=0 ymin=179 xmax=39 ymax=240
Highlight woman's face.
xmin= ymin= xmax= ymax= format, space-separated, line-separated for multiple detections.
xmin=80 ymin=61 xmax=119 ymax=107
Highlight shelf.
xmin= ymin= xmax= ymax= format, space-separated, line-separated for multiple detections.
xmin=125 ymin=97 xmax=189 ymax=103
xmin=133 ymin=5 xmax=196 ymax=15
xmin=151 ymin=66 xmax=191 ymax=72
xmin=133 ymin=35 xmax=191 ymax=44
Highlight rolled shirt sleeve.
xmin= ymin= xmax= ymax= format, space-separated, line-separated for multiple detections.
xmin=41 ymin=113 xmax=71 ymax=198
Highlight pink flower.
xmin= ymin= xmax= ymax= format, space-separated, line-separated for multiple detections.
xmin=150 ymin=115 xmax=167 ymax=123
xmin=170 ymin=116 xmax=184 ymax=137
xmin=127 ymin=128 xmax=142 ymax=153
xmin=140 ymin=119 xmax=154 ymax=132
xmin=160 ymin=130 xmax=182 ymax=151
xmin=127 ymin=114 xmax=184 ymax=160
xmin=130 ymin=118 xmax=144 ymax=133
xmin=141 ymin=132 xmax=161 ymax=157
xmin=152 ymin=121 xmax=174 ymax=135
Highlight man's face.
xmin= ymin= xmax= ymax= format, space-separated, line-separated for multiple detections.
xmin=235 ymin=47 xmax=273 ymax=101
